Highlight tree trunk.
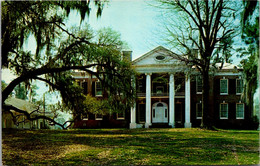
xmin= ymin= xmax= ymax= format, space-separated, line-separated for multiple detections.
xmin=200 ymin=69 xmax=214 ymax=129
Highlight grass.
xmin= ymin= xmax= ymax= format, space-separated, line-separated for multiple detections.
xmin=2 ymin=128 xmax=259 ymax=165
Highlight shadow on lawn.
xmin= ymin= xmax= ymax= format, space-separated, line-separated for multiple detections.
xmin=2 ymin=128 xmax=258 ymax=165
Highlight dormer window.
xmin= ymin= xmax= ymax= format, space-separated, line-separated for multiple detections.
xmin=155 ymin=55 xmax=166 ymax=61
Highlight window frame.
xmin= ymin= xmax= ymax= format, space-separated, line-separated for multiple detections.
xmin=220 ymin=79 xmax=228 ymax=95
xmin=95 ymin=114 xmax=103 ymax=120
xmin=236 ymin=103 xmax=245 ymax=119
xmin=95 ymin=81 xmax=102 ymax=97
xmin=236 ymin=79 xmax=243 ymax=95
xmin=196 ymin=76 xmax=202 ymax=94
xmin=196 ymin=102 xmax=202 ymax=119
xmin=117 ymin=111 xmax=125 ymax=120
xmin=82 ymin=114 xmax=88 ymax=120
xmin=220 ymin=103 xmax=228 ymax=119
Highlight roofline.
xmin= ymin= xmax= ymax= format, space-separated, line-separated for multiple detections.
xmin=132 ymin=46 xmax=173 ymax=64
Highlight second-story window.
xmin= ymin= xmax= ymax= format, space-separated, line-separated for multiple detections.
xmin=220 ymin=78 xmax=228 ymax=95
xmin=236 ymin=79 xmax=243 ymax=94
xmin=95 ymin=81 xmax=102 ymax=97
xmin=196 ymin=76 xmax=202 ymax=94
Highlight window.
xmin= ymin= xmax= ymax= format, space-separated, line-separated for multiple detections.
xmin=236 ymin=103 xmax=244 ymax=119
xmin=95 ymin=81 xmax=102 ymax=96
xmin=153 ymin=109 xmax=155 ymax=118
xmin=220 ymin=103 xmax=228 ymax=119
xmin=117 ymin=112 xmax=125 ymax=120
xmin=236 ymin=79 xmax=243 ymax=94
xmin=95 ymin=114 xmax=103 ymax=120
xmin=83 ymin=82 xmax=88 ymax=94
xmin=138 ymin=104 xmax=145 ymax=122
xmin=196 ymin=103 xmax=202 ymax=119
xmin=152 ymin=77 xmax=168 ymax=95
xmin=220 ymin=79 xmax=228 ymax=95
xmin=155 ymin=55 xmax=166 ymax=61
xmin=82 ymin=114 xmax=88 ymax=120
xmin=196 ymin=76 xmax=202 ymax=94
xmin=165 ymin=109 xmax=167 ymax=118
xmin=156 ymin=86 xmax=164 ymax=94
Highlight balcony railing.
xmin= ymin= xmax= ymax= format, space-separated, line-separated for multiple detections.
xmin=137 ymin=91 xmax=185 ymax=97
xmin=152 ymin=92 xmax=169 ymax=96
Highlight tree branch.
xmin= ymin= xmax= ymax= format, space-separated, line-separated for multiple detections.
xmin=3 ymin=104 xmax=67 ymax=129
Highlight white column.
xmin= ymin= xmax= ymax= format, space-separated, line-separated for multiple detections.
xmin=130 ymin=103 xmax=137 ymax=129
xmin=169 ymin=73 xmax=175 ymax=128
xmin=185 ymin=74 xmax=192 ymax=128
xmin=130 ymin=76 xmax=137 ymax=129
xmin=145 ymin=73 xmax=152 ymax=128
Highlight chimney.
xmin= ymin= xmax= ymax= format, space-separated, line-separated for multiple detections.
xmin=122 ymin=50 xmax=132 ymax=62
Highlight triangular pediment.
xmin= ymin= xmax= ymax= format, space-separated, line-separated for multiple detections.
xmin=132 ymin=46 xmax=181 ymax=66
xmin=132 ymin=46 xmax=188 ymax=73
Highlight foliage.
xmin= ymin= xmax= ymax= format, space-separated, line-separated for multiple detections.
xmin=158 ymin=0 xmax=241 ymax=128
xmin=2 ymin=1 xmax=135 ymax=129
xmin=14 ymin=83 xmax=28 ymax=100
xmin=14 ymin=83 xmax=38 ymax=101
xmin=2 ymin=128 xmax=259 ymax=165
xmin=238 ymin=1 xmax=259 ymax=115
xmin=1 ymin=80 xmax=8 ymax=90
xmin=1 ymin=1 xmax=104 ymax=67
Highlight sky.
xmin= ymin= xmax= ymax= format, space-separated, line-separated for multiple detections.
xmin=67 ymin=0 xmax=166 ymax=60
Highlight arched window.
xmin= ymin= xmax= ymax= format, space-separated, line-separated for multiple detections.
xmin=157 ymin=103 xmax=164 ymax=107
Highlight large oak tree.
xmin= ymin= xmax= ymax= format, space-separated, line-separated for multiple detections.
xmin=159 ymin=0 xmax=241 ymax=128
xmin=2 ymin=1 xmax=136 ymax=129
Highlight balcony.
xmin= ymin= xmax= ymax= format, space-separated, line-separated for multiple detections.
xmin=137 ymin=91 xmax=185 ymax=97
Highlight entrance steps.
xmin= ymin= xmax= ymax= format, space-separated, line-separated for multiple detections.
xmin=150 ymin=123 xmax=171 ymax=128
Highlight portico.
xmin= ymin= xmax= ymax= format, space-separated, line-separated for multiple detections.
xmin=130 ymin=46 xmax=192 ymax=129
xmin=141 ymin=72 xmax=191 ymax=128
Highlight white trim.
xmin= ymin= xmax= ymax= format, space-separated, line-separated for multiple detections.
xmin=154 ymin=55 xmax=167 ymax=62
xmin=220 ymin=79 xmax=228 ymax=95
xmin=214 ymin=72 xmax=243 ymax=76
xmin=220 ymin=103 xmax=228 ymax=119
xmin=132 ymin=46 xmax=173 ymax=64
xmin=236 ymin=103 xmax=245 ymax=119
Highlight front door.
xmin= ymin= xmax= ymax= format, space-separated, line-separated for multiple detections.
xmin=152 ymin=102 xmax=168 ymax=123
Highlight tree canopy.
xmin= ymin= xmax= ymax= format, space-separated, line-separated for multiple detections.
xmin=158 ymin=0 xmax=241 ymax=128
xmin=238 ymin=0 xmax=259 ymax=119
xmin=2 ymin=1 xmax=136 ymax=129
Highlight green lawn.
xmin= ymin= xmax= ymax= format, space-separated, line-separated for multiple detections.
xmin=2 ymin=128 xmax=259 ymax=165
